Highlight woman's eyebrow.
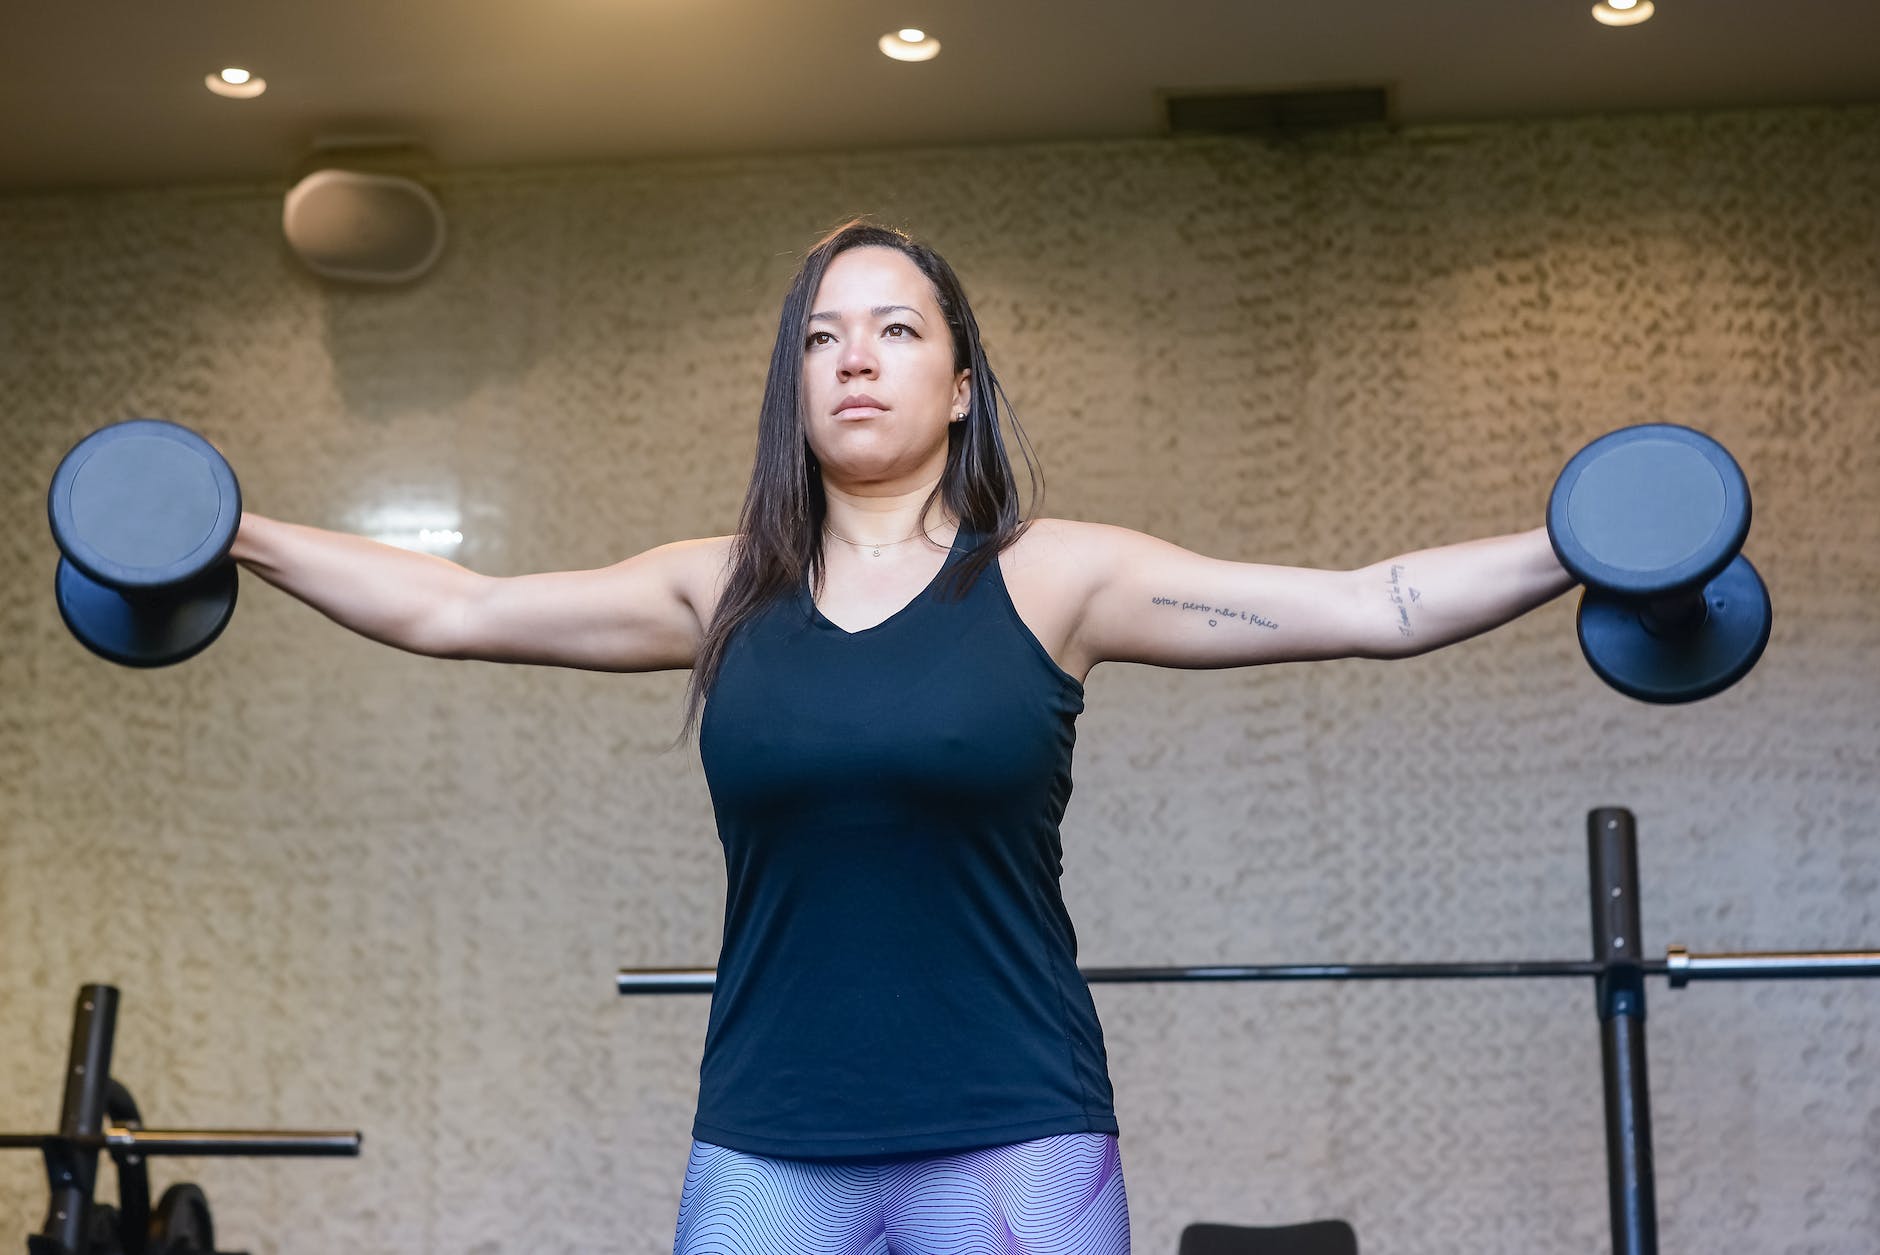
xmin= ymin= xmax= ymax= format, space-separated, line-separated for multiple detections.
xmin=807 ymin=304 xmax=926 ymax=324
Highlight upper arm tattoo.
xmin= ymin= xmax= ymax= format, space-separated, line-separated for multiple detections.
xmin=1150 ymin=595 xmax=1279 ymax=631
xmin=1386 ymin=564 xmax=1421 ymax=639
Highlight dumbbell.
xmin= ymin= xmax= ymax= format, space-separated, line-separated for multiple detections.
xmin=47 ymin=419 xmax=242 ymax=667
xmin=1548 ymin=422 xmax=1772 ymax=703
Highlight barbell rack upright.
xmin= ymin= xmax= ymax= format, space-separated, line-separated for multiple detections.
xmin=1589 ymin=808 xmax=1656 ymax=1255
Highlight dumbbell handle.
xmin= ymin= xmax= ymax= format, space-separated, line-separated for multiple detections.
xmin=0 ymin=1128 xmax=362 ymax=1157
xmin=1636 ymin=590 xmax=1709 ymax=639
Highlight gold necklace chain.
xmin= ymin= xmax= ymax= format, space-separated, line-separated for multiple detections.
xmin=823 ymin=523 xmax=937 ymax=558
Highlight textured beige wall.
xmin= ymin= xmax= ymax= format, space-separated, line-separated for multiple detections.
xmin=2 ymin=106 xmax=1877 ymax=1254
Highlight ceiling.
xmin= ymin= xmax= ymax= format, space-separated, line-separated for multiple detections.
xmin=5 ymin=0 xmax=1879 ymax=192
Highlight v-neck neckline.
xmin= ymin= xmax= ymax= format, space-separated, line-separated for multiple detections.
xmin=805 ymin=524 xmax=971 ymax=637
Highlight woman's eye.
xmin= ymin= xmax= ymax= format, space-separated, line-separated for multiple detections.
xmin=884 ymin=323 xmax=916 ymax=338
xmin=806 ymin=330 xmax=834 ymax=348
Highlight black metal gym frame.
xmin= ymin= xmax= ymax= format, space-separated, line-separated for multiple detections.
xmin=614 ymin=807 xmax=1880 ymax=1255
xmin=0 ymin=985 xmax=361 ymax=1255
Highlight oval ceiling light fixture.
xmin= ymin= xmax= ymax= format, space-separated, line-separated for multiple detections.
xmin=879 ymin=28 xmax=941 ymax=62
xmin=205 ymin=66 xmax=267 ymax=98
xmin=1592 ymin=0 xmax=1655 ymax=26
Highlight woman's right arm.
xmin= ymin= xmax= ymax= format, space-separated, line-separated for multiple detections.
xmin=230 ymin=513 xmax=729 ymax=671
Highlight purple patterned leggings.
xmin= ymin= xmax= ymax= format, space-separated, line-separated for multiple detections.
xmin=672 ymin=1132 xmax=1131 ymax=1254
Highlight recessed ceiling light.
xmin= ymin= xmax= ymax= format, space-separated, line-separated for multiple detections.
xmin=205 ymin=67 xmax=267 ymax=98
xmin=879 ymin=29 xmax=940 ymax=62
xmin=1592 ymin=1 xmax=1655 ymax=26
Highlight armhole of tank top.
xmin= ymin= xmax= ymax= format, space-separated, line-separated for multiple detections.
xmin=988 ymin=548 xmax=1086 ymax=696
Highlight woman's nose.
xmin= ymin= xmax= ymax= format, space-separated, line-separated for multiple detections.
xmin=837 ymin=341 xmax=877 ymax=378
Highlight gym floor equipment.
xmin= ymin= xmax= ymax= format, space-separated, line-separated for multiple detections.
xmin=618 ymin=808 xmax=1880 ymax=1255
xmin=0 ymin=987 xmax=361 ymax=1255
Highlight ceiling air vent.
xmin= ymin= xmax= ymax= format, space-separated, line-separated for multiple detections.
xmin=1162 ymin=86 xmax=1390 ymax=137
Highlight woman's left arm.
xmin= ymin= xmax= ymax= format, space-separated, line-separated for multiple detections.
xmin=1058 ymin=521 xmax=1575 ymax=671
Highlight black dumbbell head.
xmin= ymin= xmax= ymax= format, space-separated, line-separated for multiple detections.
xmin=54 ymin=560 xmax=239 ymax=668
xmin=1576 ymin=554 xmax=1773 ymax=704
xmin=49 ymin=419 xmax=241 ymax=590
xmin=1548 ymin=423 xmax=1750 ymax=598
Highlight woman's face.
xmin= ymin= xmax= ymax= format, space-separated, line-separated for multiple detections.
xmin=801 ymin=246 xmax=970 ymax=486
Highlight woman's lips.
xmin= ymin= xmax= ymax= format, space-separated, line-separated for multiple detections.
xmin=833 ymin=393 xmax=889 ymax=419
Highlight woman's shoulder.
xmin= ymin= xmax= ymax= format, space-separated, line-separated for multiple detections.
xmin=656 ymin=533 xmax=737 ymax=574
xmin=994 ymin=519 xmax=1136 ymax=682
xmin=1006 ymin=517 xmax=1140 ymax=567
xmin=1000 ymin=517 xmax=1135 ymax=598
xmin=653 ymin=534 xmax=738 ymax=620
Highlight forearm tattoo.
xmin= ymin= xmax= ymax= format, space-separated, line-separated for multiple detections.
xmin=1151 ymin=596 xmax=1279 ymax=631
xmin=1386 ymin=564 xmax=1422 ymax=639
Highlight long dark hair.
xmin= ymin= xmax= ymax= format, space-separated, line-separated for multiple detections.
xmin=681 ymin=219 xmax=1043 ymax=738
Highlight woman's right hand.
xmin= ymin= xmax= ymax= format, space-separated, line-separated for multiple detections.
xmin=232 ymin=514 xmax=730 ymax=671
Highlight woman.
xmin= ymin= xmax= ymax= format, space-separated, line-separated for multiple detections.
xmin=233 ymin=221 xmax=1573 ymax=1253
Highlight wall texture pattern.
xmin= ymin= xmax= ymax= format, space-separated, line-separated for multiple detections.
xmin=2 ymin=106 xmax=1877 ymax=1253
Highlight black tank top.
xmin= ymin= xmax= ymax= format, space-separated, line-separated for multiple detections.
xmin=694 ymin=523 xmax=1116 ymax=1158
